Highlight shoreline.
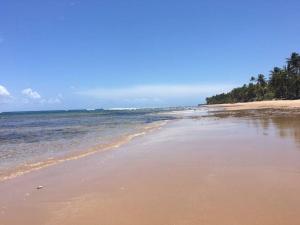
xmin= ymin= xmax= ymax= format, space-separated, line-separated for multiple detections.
xmin=1 ymin=108 xmax=300 ymax=225
xmin=0 ymin=120 xmax=169 ymax=183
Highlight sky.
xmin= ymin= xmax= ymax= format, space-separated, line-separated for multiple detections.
xmin=1 ymin=0 xmax=300 ymax=111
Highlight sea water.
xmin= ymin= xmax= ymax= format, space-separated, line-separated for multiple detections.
xmin=0 ymin=108 xmax=180 ymax=181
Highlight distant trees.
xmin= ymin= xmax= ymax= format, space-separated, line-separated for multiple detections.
xmin=206 ymin=52 xmax=300 ymax=104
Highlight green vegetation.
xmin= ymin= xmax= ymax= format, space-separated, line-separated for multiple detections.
xmin=206 ymin=52 xmax=300 ymax=104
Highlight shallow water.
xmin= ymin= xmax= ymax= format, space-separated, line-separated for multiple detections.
xmin=0 ymin=108 xmax=178 ymax=180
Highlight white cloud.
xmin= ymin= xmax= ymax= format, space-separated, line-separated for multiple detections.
xmin=47 ymin=97 xmax=62 ymax=104
xmin=77 ymin=84 xmax=235 ymax=101
xmin=40 ymin=94 xmax=63 ymax=104
xmin=22 ymin=88 xmax=41 ymax=99
xmin=0 ymin=85 xmax=10 ymax=98
xmin=20 ymin=89 xmax=63 ymax=106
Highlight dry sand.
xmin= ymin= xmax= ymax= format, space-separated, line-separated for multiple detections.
xmin=1 ymin=110 xmax=300 ymax=225
xmin=207 ymin=99 xmax=300 ymax=111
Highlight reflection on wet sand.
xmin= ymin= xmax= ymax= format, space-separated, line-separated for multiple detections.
xmin=265 ymin=116 xmax=300 ymax=146
xmin=210 ymin=109 xmax=300 ymax=147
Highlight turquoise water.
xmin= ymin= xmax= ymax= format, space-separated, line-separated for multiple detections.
xmin=0 ymin=108 xmax=179 ymax=180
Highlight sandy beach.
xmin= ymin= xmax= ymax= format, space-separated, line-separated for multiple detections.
xmin=1 ymin=107 xmax=300 ymax=225
xmin=207 ymin=99 xmax=300 ymax=111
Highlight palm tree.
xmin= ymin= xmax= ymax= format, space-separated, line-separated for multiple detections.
xmin=256 ymin=74 xmax=267 ymax=100
xmin=269 ymin=67 xmax=288 ymax=99
xmin=257 ymin=74 xmax=266 ymax=86
xmin=287 ymin=52 xmax=300 ymax=74
xmin=286 ymin=53 xmax=300 ymax=98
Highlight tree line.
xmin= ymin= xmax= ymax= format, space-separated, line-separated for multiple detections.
xmin=206 ymin=52 xmax=300 ymax=104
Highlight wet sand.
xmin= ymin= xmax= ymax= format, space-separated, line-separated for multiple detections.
xmin=1 ymin=110 xmax=300 ymax=225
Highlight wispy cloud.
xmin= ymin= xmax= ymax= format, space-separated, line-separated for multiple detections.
xmin=77 ymin=84 xmax=235 ymax=103
xmin=77 ymin=84 xmax=234 ymax=98
xmin=21 ymin=88 xmax=41 ymax=99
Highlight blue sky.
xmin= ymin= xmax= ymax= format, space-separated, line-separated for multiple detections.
xmin=1 ymin=0 xmax=300 ymax=111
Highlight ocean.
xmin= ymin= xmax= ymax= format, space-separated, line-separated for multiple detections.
xmin=0 ymin=108 xmax=180 ymax=181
